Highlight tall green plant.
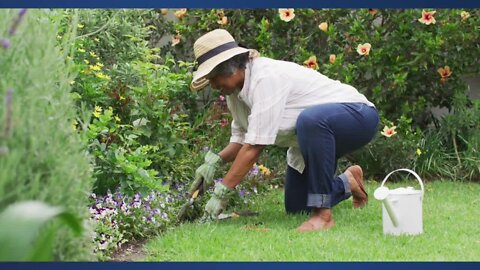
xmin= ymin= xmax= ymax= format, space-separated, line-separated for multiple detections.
xmin=0 ymin=9 xmax=94 ymax=260
xmin=0 ymin=201 xmax=83 ymax=261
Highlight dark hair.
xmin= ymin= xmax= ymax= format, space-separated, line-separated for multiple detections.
xmin=206 ymin=52 xmax=249 ymax=79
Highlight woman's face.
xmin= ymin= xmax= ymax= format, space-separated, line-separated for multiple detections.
xmin=208 ymin=69 xmax=245 ymax=96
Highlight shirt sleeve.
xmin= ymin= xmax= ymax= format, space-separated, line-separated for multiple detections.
xmin=244 ymin=75 xmax=290 ymax=145
xmin=229 ymin=119 xmax=245 ymax=144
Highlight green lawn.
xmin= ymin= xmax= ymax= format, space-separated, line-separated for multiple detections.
xmin=144 ymin=180 xmax=480 ymax=261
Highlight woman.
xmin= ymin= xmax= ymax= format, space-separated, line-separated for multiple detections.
xmin=190 ymin=29 xmax=379 ymax=232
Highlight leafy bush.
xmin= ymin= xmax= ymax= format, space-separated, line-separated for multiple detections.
xmin=0 ymin=9 xmax=94 ymax=260
xmin=165 ymin=8 xmax=479 ymax=180
xmin=60 ymin=9 xmax=202 ymax=195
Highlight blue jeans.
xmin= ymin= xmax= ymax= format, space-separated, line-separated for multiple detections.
xmin=284 ymin=103 xmax=379 ymax=213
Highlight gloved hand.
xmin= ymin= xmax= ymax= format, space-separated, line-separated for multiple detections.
xmin=188 ymin=151 xmax=222 ymax=194
xmin=204 ymin=182 xmax=236 ymax=219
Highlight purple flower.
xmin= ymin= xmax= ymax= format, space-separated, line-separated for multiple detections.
xmin=9 ymin=9 xmax=27 ymax=36
xmin=98 ymin=241 xmax=108 ymax=250
xmin=239 ymin=189 xmax=246 ymax=197
xmin=1 ymin=38 xmax=11 ymax=49
xmin=249 ymin=164 xmax=259 ymax=176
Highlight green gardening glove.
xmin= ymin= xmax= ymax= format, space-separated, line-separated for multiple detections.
xmin=188 ymin=151 xmax=222 ymax=194
xmin=204 ymin=182 xmax=236 ymax=219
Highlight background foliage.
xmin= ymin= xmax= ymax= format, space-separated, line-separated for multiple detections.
xmin=1 ymin=8 xmax=478 ymax=261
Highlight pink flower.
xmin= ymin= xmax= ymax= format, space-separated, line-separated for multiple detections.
xmin=278 ymin=8 xmax=295 ymax=22
xmin=220 ymin=118 xmax=229 ymax=127
xmin=418 ymin=10 xmax=436 ymax=25
xmin=171 ymin=35 xmax=181 ymax=46
xmin=303 ymin=56 xmax=319 ymax=70
xmin=460 ymin=11 xmax=471 ymax=21
xmin=219 ymin=95 xmax=225 ymax=101
xmin=174 ymin=8 xmax=187 ymax=19
xmin=329 ymin=54 xmax=336 ymax=64
xmin=217 ymin=16 xmax=228 ymax=26
xmin=356 ymin=43 xmax=372 ymax=56
xmin=437 ymin=66 xmax=452 ymax=78
xmin=381 ymin=126 xmax=397 ymax=138
xmin=318 ymin=22 xmax=328 ymax=32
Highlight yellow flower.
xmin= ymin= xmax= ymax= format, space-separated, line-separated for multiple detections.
xmin=416 ymin=148 xmax=422 ymax=156
xmin=93 ymin=106 xmax=102 ymax=118
xmin=174 ymin=8 xmax=187 ymax=19
xmin=217 ymin=16 xmax=228 ymax=26
xmin=89 ymin=65 xmax=101 ymax=71
xmin=77 ymin=48 xmax=86 ymax=53
xmin=89 ymin=51 xmax=97 ymax=58
xmin=460 ymin=11 xmax=471 ymax=21
xmin=77 ymin=24 xmax=84 ymax=29
xmin=69 ymin=80 xmax=75 ymax=85
xmin=115 ymin=115 xmax=121 ymax=122
xmin=418 ymin=10 xmax=436 ymax=25
xmin=356 ymin=43 xmax=372 ymax=56
xmin=303 ymin=55 xmax=319 ymax=70
xmin=94 ymin=38 xmax=100 ymax=42
xmin=329 ymin=54 xmax=336 ymax=64
xmin=97 ymin=62 xmax=104 ymax=68
xmin=258 ymin=165 xmax=271 ymax=176
xmin=278 ymin=8 xmax=295 ymax=22
xmin=381 ymin=126 xmax=397 ymax=138
xmin=71 ymin=119 xmax=78 ymax=131
xmin=171 ymin=35 xmax=181 ymax=47
xmin=95 ymin=72 xmax=111 ymax=81
xmin=84 ymin=59 xmax=90 ymax=64
xmin=119 ymin=95 xmax=126 ymax=101
xmin=318 ymin=22 xmax=328 ymax=32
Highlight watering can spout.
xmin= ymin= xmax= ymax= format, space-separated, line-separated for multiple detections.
xmin=374 ymin=187 xmax=399 ymax=227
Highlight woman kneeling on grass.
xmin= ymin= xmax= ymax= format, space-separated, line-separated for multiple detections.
xmin=189 ymin=29 xmax=379 ymax=232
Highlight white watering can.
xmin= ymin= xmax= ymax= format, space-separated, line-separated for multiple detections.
xmin=374 ymin=169 xmax=424 ymax=236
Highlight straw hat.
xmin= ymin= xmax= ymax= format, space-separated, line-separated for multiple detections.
xmin=190 ymin=29 xmax=250 ymax=91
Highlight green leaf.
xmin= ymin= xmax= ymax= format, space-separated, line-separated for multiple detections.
xmin=0 ymin=201 xmax=83 ymax=261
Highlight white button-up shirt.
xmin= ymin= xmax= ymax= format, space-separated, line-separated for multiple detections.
xmin=226 ymin=57 xmax=374 ymax=173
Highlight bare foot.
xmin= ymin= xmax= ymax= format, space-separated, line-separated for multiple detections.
xmin=296 ymin=208 xmax=335 ymax=232
xmin=345 ymin=165 xmax=368 ymax=208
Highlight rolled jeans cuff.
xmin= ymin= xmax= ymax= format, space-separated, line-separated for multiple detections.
xmin=307 ymin=194 xmax=332 ymax=208
xmin=338 ymin=173 xmax=352 ymax=197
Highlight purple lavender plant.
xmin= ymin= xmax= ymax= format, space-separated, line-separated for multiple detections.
xmin=1 ymin=38 xmax=10 ymax=49
xmin=9 ymin=9 xmax=27 ymax=36
xmin=4 ymin=89 xmax=13 ymax=139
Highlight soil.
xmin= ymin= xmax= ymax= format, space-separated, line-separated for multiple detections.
xmin=109 ymin=240 xmax=147 ymax=262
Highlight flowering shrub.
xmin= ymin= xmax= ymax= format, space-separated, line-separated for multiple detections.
xmin=163 ymin=8 xmax=479 ymax=180
xmin=89 ymin=188 xmax=183 ymax=259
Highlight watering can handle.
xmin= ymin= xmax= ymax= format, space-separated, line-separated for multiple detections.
xmin=380 ymin=169 xmax=424 ymax=195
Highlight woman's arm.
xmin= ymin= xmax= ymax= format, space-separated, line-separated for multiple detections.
xmin=218 ymin=142 xmax=243 ymax=162
xmin=222 ymin=144 xmax=265 ymax=189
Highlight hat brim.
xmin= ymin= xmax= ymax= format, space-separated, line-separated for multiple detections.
xmin=190 ymin=47 xmax=249 ymax=91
